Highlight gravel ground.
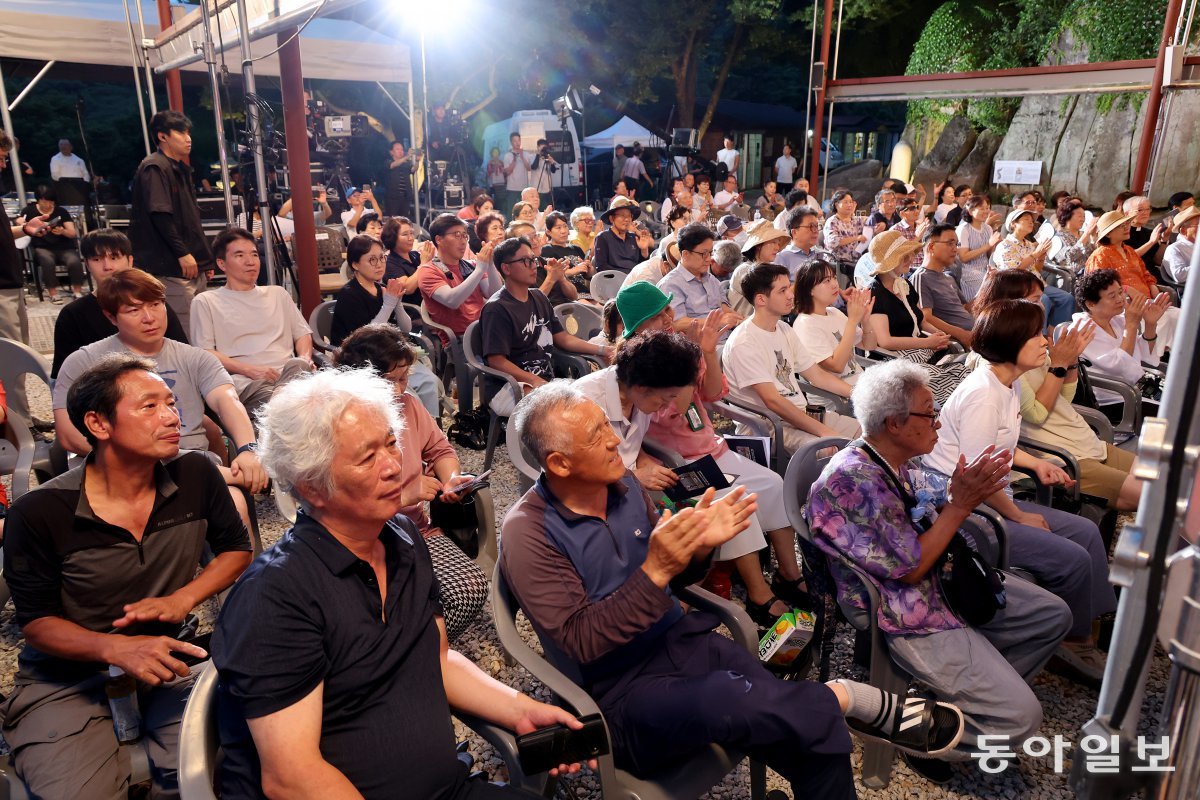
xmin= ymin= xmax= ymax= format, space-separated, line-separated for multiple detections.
xmin=0 ymin=297 xmax=1167 ymax=799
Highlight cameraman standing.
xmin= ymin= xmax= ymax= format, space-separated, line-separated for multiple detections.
xmin=502 ymin=132 xmax=532 ymax=211
xmin=531 ymin=138 xmax=558 ymax=208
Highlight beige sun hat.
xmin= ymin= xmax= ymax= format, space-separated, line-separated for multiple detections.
xmin=1095 ymin=209 xmax=1136 ymax=241
xmin=868 ymin=230 xmax=924 ymax=276
xmin=740 ymin=218 xmax=790 ymax=255
xmin=600 ymin=195 xmax=642 ymax=223
xmin=1005 ymin=208 xmax=1038 ymax=231
xmin=1172 ymin=205 xmax=1200 ymax=230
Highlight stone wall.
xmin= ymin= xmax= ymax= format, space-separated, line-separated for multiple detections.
xmin=993 ymin=29 xmax=1198 ymax=207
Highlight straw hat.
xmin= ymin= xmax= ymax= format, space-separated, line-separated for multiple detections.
xmin=740 ymin=218 xmax=790 ymax=254
xmin=868 ymin=230 xmax=924 ymax=276
xmin=1173 ymin=205 xmax=1200 ymax=230
xmin=600 ymin=195 xmax=642 ymax=223
xmin=1095 ymin=210 xmax=1135 ymax=241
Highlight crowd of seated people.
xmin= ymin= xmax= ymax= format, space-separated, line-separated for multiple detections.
xmin=3 ymin=165 xmax=1194 ymax=799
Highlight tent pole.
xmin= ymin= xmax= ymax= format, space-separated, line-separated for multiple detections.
xmin=0 ymin=63 xmax=27 ymax=203
xmin=420 ymin=30 xmax=434 ymax=225
xmin=198 ymin=0 xmax=235 ymax=223
xmin=157 ymin=0 xmax=185 ymax=112
xmin=133 ymin=0 xmax=159 ymax=115
xmin=801 ymin=0 xmax=818 ymax=169
xmin=235 ymin=0 xmax=275 ymax=284
xmin=278 ymin=27 xmax=320 ymax=317
xmin=122 ymin=0 xmax=153 ymax=156
xmin=8 ymin=61 xmax=56 ymax=112
xmin=408 ymin=75 xmax=420 ymax=228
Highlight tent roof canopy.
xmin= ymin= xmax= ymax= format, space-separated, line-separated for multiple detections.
xmin=0 ymin=0 xmax=410 ymax=83
xmin=582 ymin=116 xmax=665 ymax=151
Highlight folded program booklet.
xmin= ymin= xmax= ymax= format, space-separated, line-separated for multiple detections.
xmin=664 ymin=454 xmax=732 ymax=503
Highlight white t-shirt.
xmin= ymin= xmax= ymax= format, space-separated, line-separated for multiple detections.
xmin=574 ymin=366 xmax=649 ymax=469
xmin=923 ymin=365 xmax=1020 ymax=477
xmin=775 ymin=155 xmax=797 ymax=184
xmin=717 ymin=148 xmax=739 ymax=173
xmin=724 ymin=319 xmax=816 ymax=411
xmin=792 ymin=309 xmax=861 ymax=380
xmin=190 ymin=285 xmax=312 ymax=391
xmin=713 ymin=190 xmax=740 ymax=212
xmin=503 ymin=150 xmax=532 ymax=192
xmin=1074 ymin=311 xmax=1149 ymax=405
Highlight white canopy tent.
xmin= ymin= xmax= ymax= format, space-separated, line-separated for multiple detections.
xmin=0 ymin=0 xmax=410 ymax=83
xmin=582 ymin=116 xmax=665 ymax=151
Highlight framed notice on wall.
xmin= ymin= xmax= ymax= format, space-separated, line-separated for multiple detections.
xmin=993 ymin=160 xmax=1043 ymax=185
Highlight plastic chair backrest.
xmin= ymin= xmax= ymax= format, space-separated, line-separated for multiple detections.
xmin=554 ymin=302 xmax=603 ymax=340
xmin=178 ymin=662 xmax=220 ymax=800
xmin=589 ymin=270 xmax=624 ymax=303
xmin=463 ymin=321 xmax=485 ymax=369
xmin=505 ymin=415 xmax=541 ymax=490
xmin=0 ymin=338 xmax=54 ymax=498
xmin=782 ymin=437 xmax=851 ymax=543
xmin=308 ymin=300 xmax=335 ymax=350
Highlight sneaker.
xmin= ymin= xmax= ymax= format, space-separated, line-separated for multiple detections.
xmin=1050 ymin=641 xmax=1106 ymax=688
xmin=48 ymin=294 xmax=64 ymax=304
xmin=901 ymin=751 xmax=955 ymax=785
xmin=846 ymin=695 xmax=965 ymax=758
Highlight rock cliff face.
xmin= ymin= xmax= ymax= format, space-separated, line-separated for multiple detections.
xmin=909 ymin=30 xmax=1198 ymax=207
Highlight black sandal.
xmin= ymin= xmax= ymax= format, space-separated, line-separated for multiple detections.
xmin=745 ymin=595 xmax=788 ymax=628
xmin=771 ymin=574 xmax=816 ymax=611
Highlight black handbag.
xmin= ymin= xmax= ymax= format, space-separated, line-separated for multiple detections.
xmin=856 ymin=441 xmax=1007 ymax=626
xmin=429 ymin=493 xmax=481 ymax=558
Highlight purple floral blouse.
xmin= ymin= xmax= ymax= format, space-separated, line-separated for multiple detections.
xmin=806 ymin=446 xmax=963 ymax=635
xmin=824 ymin=215 xmax=865 ymax=265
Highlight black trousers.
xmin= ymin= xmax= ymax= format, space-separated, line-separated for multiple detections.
xmin=33 ymin=246 xmax=83 ymax=290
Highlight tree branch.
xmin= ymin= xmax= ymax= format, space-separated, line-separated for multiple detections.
xmin=696 ymin=23 xmax=745 ymax=140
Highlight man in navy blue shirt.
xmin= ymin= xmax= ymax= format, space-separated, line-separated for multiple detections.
xmin=501 ymin=383 xmax=969 ymax=797
xmin=213 ymin=368 xmax=588 ymax=799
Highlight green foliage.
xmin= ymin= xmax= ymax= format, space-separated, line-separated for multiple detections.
xmin=904 ymin=0 xmax=1166 ymax=134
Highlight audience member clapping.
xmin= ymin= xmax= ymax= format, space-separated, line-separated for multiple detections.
xmin=921 ymin=299 xmax=1115 ymax=683
xmin=792 ymin=257 xmax=876 ymax=385
xmin=807 ymin=359 xmax=1071 ymax=774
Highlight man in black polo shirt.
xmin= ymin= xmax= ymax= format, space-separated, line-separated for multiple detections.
xmin=51 ymin=229 xmax=189 ymax=379
xmin=213 ymin=368 xmax=588 ymax=799
xmin=1 ymin=354 xmax=252 ymax=799
xmin=129 ymin=110 xmax=213 ymax=335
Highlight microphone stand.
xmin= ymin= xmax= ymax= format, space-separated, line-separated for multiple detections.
xmin=74 ymin=97 xmax=101 ymax=230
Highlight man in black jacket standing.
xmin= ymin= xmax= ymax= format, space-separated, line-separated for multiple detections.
xmin=129 ymin=111 xmax=213 ymax=335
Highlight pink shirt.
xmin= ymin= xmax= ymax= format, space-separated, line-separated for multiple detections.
xmin=396 ymin=391 xmax=457 ymax=535
xmin=648 ymin=357 xmax=730 ymax=460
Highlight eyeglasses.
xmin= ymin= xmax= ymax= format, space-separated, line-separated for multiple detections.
xmin=909 ymin=409 xmax=940 ymax=424
xmin=360 ymin=256 xmax=386 ymax=266
xmin=686 ymin=248 xmax=714 ymax=259
xmin=503 ymin=256 xmax=539 ymax=268
xmin=796 ymin=224 xmax=821 ymax=232
xmin=442 ymin=231 xmax=470 ymax=240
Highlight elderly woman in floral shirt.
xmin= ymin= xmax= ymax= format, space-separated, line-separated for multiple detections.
xmin=806 ymin=359 xmax=1072 ymax=773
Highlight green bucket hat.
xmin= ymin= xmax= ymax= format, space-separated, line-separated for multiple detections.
xmin=616 ymin=281 xmax=673 ymax=337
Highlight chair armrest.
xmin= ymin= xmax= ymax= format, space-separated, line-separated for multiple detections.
xmin=642 ymin=437 xmax=685 ymax=468
xmin=454 ymin=712 xmax=528 ymax=785
xmin=1087 ymin=375 xmax=1141 ymax=434
xmin=550 ymin=349 xmax=596 ymax=379
xmin=797 ymin=379 xmax=852 ymax=416
xmin=707 ymin=397 xmax=788 ymax=472
xmin=408 ymin=302 xmax=460 ymax=346
xmin=677 ymin=584 xmax=760 ymax=655
xmin=706 ymin=400 xmax=771 ymax=436
xmin=473 ymin=358 xmax=526 ymax=401
xmin=1017 ymin=436 xmax=1081 ymax=503
xmin=1075 ymin=404 xmax=1115 ymax=444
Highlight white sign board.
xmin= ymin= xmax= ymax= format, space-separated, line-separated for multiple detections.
xmin=993 ymin=160 xmax=1043 ymax=185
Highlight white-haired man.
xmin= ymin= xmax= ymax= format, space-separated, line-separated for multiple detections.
xmin=212 ymin=368 xmax=589 ymax=799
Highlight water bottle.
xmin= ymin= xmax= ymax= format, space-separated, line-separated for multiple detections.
xmin=105 ymin=666 xmax=142 ymax=743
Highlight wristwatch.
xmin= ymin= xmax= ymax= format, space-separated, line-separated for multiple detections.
xmin=235 ymin=442 xmax=258 ymax=457
xmin=1048 ymin=366 xmax=1069 ymax=378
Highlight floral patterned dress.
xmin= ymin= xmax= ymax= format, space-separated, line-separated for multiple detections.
xmin=824 ymin=214 xmax=864 ymax=267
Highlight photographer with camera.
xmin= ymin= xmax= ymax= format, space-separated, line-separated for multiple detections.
xmin=502 ymin=132 xmax=533 ymax=211
xmin=531 ymin=138 xmax=558 ymax=207
xmin=340 ymin=185 xmax=380 ymax=238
